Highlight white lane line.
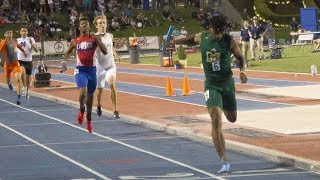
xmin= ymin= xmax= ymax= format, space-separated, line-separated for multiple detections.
xmin=0 ymin=122 xmax=111 ymax=180
xmin=8 ymin=120 xmax=120 ymax=127
xmin=0 ymin=98 xmax=225 ymax=180
xmin=119 ymin=67 xmax=320 ymax=85
xmin=232 ymin=168 xmax=291 ymax=174
xmin=0 ymin=136 xmax=178 ymax=149
xmin=0 ymin=108 xmax=74 ymax=114
xmin=220 ymin=171 xmax=310 ymax=178
xmin=0 ymin=144 xmax=36 ymax=149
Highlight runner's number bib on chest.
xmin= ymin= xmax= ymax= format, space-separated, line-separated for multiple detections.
xmin=206 ymin=51 xmax=221 ymax=71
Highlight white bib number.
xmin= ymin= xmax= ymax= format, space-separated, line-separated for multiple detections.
xmin=74 ymin=68 xmax=79 ymax=75
xmin=212 ymin=61 xmax=221 ymax=71
xmin=204 ymin=90 xmax=209 ymax=101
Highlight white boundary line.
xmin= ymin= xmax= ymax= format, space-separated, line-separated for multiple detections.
xmin=119 ymin=67 xmax=320 ymax=84
xmin=0 ymin=136 xmax=179 ymax=150
xmin=47 ymin=61 xmax=320 ymax=84
xmin=0 ymin=98 xmax=225 ymax=180
xmin=0 ymin=123 xmax=110 ymax=180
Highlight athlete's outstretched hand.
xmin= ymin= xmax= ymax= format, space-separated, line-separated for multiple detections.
xmin=240 ymin=71 xmax=247 ymax=84
xmin=60 ymin=61 xmax=67 ymax=73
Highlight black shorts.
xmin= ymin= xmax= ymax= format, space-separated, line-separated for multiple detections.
xmin=18 ymin=61 xmax=33 ymax=75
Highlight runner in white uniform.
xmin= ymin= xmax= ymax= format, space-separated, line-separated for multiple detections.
xmin=94 ymin=15 xmax=120 ymax=119
xmin=17 ymin=27 xmax=38 ymax=99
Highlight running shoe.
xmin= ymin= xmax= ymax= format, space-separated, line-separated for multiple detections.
xmin=96 ymin=106 xmax=102 ymax=116
xmin=16 ymin=100 xmax=20 ymax=105
xmin=8 ymin=84 xmax=13 ymax=91
xmin=86 ymin=121 xmax=93 ymax=133
xmin=218 ymin=163 xmax=230 ymax=174
xmin=113 ymin=111 xmax=120 ymax=119
xmin=26 ymin=92 xmax=30 ymax=100
xmin=22 ymin=87 xmax=26 ymax=96
xmin=77 ymin=111 xmax=86 ymax=125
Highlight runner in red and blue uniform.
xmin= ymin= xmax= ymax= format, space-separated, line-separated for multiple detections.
xmin=62 ymin=16 xmax=108 ymax=133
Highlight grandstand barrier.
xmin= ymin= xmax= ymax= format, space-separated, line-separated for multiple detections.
xmin=34 ymin=36 xmax=161 ymax=56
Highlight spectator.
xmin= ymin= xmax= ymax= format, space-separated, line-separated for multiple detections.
xmin=312 ymin=38 xmax=320 ymax=53
xmin=39 ymin=0 xmax=46 ymax=14
xmin=83 ymin=0 xmax=92 ymax=13
xmin=240 ymin=20 xmax=250 ymax=66
xmin=264 ymin=20 xmax=274 ymax=40
xmin=180 ymin=27 xmax=188 ymax=38
xmin=124 ymin=4 xmax=133 ymax=17
xmin=241 ymin=8 xmax=250 ymax=21
xmin=1 ymin=0 xmax=12 ymax=16
xmin=48 ymin=0 xmax=54 ymax=14
xmin=30 ymin=0 xmax=37 ymax=13
xmin=53 ymin=0 xmax=60 ymax=13
xmin=21 ymin=0 xmax=29 ymax=12
xmin=197 ymin=8 xmax=206 ymax=21
xmin=111 ymin=18 xmax=120 ymax=31
xmin=136 ymin=12 xmax=145 ymax=28
xmin=171 ymin=9 xmax=185 ymax=23
xmin=149 ymin=14 xmax=160 ymax=27
xmin=61 ymin=0 xmax=69 ymax=12
xmin=19 ymin=10 xmax=30 ymax=23
xmin=249 ymin=16 xmax=266 ymax=60
xmin=97 ymin=0 xmax=106 ymax=15
xmin=172 ymin=28 xmax=181 ymax=38
xmin=290 ymin=17 xmax=299 ymax=44
xmin=133 ymin=0 xmax=140 ymax=9
xmin=161 ymin=5 xmax=172 ymax=21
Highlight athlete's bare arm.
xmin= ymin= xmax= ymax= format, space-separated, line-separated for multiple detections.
xmin=60 ymin=39 xmax=75 ymax=73
xmin=230 ymin=37 xmax=247 ymax=83
xmin=174 ymin=33 xmax=202 ymax=46
xmin=94 ymin=35 xmax=108 ymax=55
xmin=29 ymin=38 xmax=39 ymax=52
xmin=110 ymin=35 xmax=121 ymax=61
xmin=17 ymin=43 xmax=27 ymax=57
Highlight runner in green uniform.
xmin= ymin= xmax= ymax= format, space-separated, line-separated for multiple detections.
xmin=174 ymin=15 xmax=247 ymax=173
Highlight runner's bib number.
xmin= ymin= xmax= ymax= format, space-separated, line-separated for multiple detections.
xmin=206 ymin=52 xmax=221 ymax=72
xmin=74 ymin=68 xmax=79 ymax=75
xmin=204 ymin=90 xmax=209 ymax=101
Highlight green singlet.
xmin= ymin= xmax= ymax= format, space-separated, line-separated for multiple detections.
xmin=200 ymin=31 xmax=237 ymax=111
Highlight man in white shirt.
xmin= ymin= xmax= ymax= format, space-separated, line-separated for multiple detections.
xmin=93 ymin=15 xmax=120 ymax=119
xmin=17 ymin=27 xmax=39 ymax=99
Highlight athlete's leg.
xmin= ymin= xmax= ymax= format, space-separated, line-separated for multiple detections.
xmin=96 ymin=68 xmax=107 ymax=116
xmin=223 ymin=110 xmax=237 ymax=123
xmin=13 ymin=72 xmax=22 ymax=105
xmin=250 ymin=38 xmax=256 ymax=60
xmin=19 ymin=65 xmax=27 ymax=96
xmin=107 ymin=74 xmax=117 ymax=112
xmin=86 ymin=68 xmax=97 ymax=133
xmin=4 ymin=63 xmax=13 ymax=91
xmin=75 ymin=68 xmax=88 ymax=125
xmin=222 ymin=77 xmax=237 ymax=123
xmin=106 ymin=68 xmax=119 ymax=118
xmin=86 ymin=92 xmax=94 ymax=128
xmin=96 ymin=87 xmax=103 ymax=107
xmin=208 ymin=106 xmax=226 ymax=161
xmin=24 ymin=62 xmax=33 ymax=93
xmin=79 ymin=88 xmax=87 ymax=113
xmin=20 ymin=66 xmax=26 ymax=87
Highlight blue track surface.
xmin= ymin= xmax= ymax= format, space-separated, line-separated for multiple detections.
xmin=0 ymin=87 xmax=319 ymax=179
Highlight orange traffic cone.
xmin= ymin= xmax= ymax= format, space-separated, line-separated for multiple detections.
xmin=165 ymin=77 xmax=175 ymax=96
xmin=182 ymin=74 xmax=190 ymax=96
